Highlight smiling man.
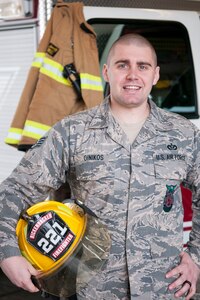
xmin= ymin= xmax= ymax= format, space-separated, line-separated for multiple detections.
xmin=0 ymin=34 xmax=200 ymax=300
xmin=103 ymin=34 xmax=160 ymax=143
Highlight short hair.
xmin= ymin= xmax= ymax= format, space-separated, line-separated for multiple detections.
xmin=107 ymin=33 xmax=157 ymax=66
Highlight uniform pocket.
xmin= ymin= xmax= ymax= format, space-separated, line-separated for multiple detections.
xmin=154 ymin=157 xmax=187 ymax=181
xmin=75 ymin=155 xmax=113 ymax=181
xmin=72 ymin=153 xmax=115 ymax=216
xmin=151 ymin=152 xmax=187 ymax=240
xmin=153 ymin=135 xmax=188 ymax=181
xmin=153 ymin=152 xmax=187 ymax=209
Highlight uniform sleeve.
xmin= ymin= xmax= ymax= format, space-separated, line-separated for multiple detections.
xmin=187 ymin=127 xmax=200 ymax=267
xmin=0 ymin=121 xmax=69 ymax=262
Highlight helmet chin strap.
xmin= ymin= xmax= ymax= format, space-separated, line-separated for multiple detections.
xmin=63 ymin=198 xmax=98 ymax=218
xmin=20 ymin=209 xmax=32 ymax=221
xmin=74 ymin=199 xmax=98 ymax=218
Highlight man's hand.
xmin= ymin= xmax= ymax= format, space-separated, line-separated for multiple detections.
xmin=0 ymin=256 xmax=40 ymax=293
xmin=166 ymin=251 xmax=200 ymax=299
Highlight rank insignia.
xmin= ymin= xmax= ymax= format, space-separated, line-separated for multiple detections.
xmin=163 ymin=185 xmax=177 ymax=212
xmin=30 ymin=136 xmax=47 ymax=150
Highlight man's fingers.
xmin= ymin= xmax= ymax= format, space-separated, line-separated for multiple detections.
xmin=20 ymin=277 xmax=40 ymax=293
xmin=0 ymin=256 xmax=40 ymax=292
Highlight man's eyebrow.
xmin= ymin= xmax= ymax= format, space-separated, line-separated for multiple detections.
xmin=114 ymin=59 xmax=129 ymax=65
xmin=137 ymin=61 xmax=152 ymax=67
xmin=114 ymin=59 xmax=153 ymax=67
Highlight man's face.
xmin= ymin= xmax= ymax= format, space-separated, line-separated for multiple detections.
xmin=103 ymin=42 xmax=160 ymax=109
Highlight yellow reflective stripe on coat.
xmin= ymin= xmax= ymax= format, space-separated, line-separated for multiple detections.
xmin=31 ymin=52 xmax=46 ymax=68
xmin=5 ymin=128 xmax=23 ymax=144
xmin=40 ymin=57 xmax=71 ymax=86
xmin=39 ymin=57 xmax=103 ymax=91
xmin=22 ymin=120 xmax=51 ymax=140
xmin=80 ymin=73 xmax=103 ymax=91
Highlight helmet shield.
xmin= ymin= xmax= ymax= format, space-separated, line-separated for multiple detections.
xmin=16 ymin=200 xmax=110 ymax=297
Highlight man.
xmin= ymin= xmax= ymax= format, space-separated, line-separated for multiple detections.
xmin=0 ymin=33 xmax=200 ymax=299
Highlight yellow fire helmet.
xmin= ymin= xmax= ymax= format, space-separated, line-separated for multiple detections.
xmin=16 ymin=199 xmax=111 ymax=297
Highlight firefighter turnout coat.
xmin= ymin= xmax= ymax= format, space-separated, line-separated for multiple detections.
xmin=5 ymin=1 xmax=103 ymax=151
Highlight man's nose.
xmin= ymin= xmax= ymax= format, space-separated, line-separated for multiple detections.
xmin=126 ymin=66 xmax=138 ymax=79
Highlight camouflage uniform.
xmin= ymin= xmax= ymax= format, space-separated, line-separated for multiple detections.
xmin=0 ymin=97 xmax=200 ymax=299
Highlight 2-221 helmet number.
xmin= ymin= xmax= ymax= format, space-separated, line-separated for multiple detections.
xmin=37 ymin=221 xmax=67 ymax=253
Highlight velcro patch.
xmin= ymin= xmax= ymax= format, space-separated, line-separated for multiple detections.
xmin=47 ymin=43 xmax=59 ymax=56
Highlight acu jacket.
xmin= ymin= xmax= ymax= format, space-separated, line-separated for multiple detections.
xmin=0 ymin=99 xmax=200 ymax=299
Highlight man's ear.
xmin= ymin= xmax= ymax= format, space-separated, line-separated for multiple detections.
xmin=153 ymin=66 xmax=160 ymax=86
xmin=102 ymin=64 xmax=109 ymax=82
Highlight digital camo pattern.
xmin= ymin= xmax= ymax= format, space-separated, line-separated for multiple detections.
xmin=0 ymin=97 xmax=200 ymax=299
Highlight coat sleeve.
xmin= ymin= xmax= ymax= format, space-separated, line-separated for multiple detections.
xmin=187 ymin=126 xmax=200 ymax=267
xmin=0 ymin=121 xmax=69 ymax=262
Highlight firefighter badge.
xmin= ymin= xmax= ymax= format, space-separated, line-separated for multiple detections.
xmin=163 ymin=184 xmax=177 ymax=212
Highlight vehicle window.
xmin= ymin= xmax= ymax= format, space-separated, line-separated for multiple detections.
xmin=89 ymin=19 xmax=197 ymax=119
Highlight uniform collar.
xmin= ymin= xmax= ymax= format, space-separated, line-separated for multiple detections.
xmin=88 ymin=97 xmax=130 ymax=150
xmin=89 ymin=96 xmax=173 ymax=124
xmin=134 ymin=100 xmax=175 ymax=146
xmin=148 ymin=99 xmax=175 ymax=131
xmin=88 ymin=96 xmax=111 ymax=129
xmin=88 ymin=96 xmax=175 ymax=149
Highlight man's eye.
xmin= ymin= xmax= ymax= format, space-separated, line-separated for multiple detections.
xmin=118 ymin=63 xmax=127 ymax=69
xmin=139 ymin=65 xmax=148 ymax=70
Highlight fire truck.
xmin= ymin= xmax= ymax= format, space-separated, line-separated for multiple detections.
xmin=1 ymin=0 xmax=200 ymax=246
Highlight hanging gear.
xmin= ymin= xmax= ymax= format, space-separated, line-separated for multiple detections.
xmin=16 ymin=199 xmax=110 ymax=298
xmin=5 ymin=1 xmax=103 ymax=151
